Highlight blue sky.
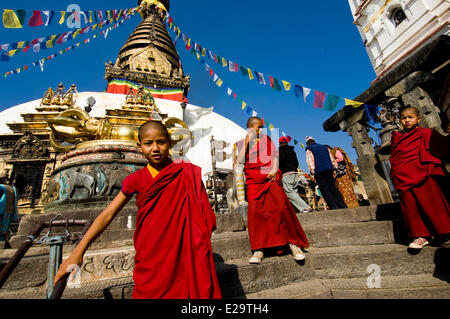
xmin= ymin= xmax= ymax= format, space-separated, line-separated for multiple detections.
xmin=0 ymin=1 xmax=377 ymax=172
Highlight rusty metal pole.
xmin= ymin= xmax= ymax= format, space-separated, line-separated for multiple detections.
xmin=49 ymin=219 xmax=92 ymax=299
xmin=0 ymin=219 xmax=90 ymax=290
xmin=0 ymin=222 xmax=45 ymax=288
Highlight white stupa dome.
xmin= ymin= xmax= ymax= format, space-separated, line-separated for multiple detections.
xmin=0 ymin=92 xmax=247 ymax=176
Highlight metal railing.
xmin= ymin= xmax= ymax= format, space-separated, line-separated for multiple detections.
xmin=0 ymin=214 xmax=91 ymax=299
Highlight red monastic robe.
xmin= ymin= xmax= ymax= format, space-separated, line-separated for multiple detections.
xmin=244 ymin=134 xmax=309 ymax=251
xmin=390 ymin=127 xmax=450 ymax=238
xmin=121 ymin=161 xmax=222 ymax=299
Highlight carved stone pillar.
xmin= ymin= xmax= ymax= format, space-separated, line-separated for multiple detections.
xmin=400 ymin=86 xmax=444 ymax=134
xmin=347 ymin=121 xmax=393 ymax=205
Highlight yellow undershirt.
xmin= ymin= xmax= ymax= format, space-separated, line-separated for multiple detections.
xmin=147 ymin=164 xmax=160 ymax=178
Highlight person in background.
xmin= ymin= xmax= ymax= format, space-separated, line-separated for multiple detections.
xmin=238 ymin=117 xmax=309 ymax=264
xmin=279 ymin=136 xmax=312 ymax=214
xmin=305 ymin=136 xmax=347 ymax=210
xmin=389 ymin=107 xmax=450 ymax=249
xmin=330 ymin=147 xmax=359 ymax=208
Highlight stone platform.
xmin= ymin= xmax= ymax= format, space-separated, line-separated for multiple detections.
xmin=0 ymin=203 xmax=449 ymax=299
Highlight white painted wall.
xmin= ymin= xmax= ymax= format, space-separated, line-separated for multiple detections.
xmin=348 ymin=0 xmax=449 ymax=76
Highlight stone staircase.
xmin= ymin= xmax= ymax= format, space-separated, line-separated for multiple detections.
xmin=1 ymin=203 xmax=449 ymax=299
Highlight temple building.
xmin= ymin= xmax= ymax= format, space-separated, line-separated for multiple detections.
xmin=105 ymin=0 xmax=190 ymax=101
xmin=323 ymin=0 xmax=449 ymax=205
xmin=0 ymin=0 xmax=246 ymax=216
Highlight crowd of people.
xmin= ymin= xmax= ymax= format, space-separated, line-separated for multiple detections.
xmin=53 ymin=106 xmax=449 ymax=299
xmin=279 ymin=135 xmax=363 ymax=213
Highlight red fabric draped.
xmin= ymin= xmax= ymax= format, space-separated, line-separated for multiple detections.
xmin=390 ymin=127 xmax=450 ymax=238
xmin=122 ymin=161 xmax=221 ymax=299
xmin=390 ymin=127 xmax=447 ymax=195
xmin=244 ymin=135 xmax=309 ymax=251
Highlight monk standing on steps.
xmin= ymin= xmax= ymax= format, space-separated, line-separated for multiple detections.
xmin=54 ymin=120 xmax=222 ymax=299
xmin=389 ymin=107 xmax=450 ymax=250
xmin=238 ymin=117 xmax=310 ymax=264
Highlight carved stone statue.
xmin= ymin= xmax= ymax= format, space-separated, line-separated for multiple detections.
xmin=67 ymin=167 xmax=97 ymax=199
xmin=44 ymin=179 xmax=60 ymax=203
xmin=125 ymin=88 xmax=136 ymax=106
xmin=99 ymin=164 xmax=131 ymax=196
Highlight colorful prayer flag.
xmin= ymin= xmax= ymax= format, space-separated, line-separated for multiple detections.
xmin=313 ymin=91 xmax=327 ymax=109
xmin=282 ymin=81 xmax=291 ymax=91
xmin=3 ymin=9 xmax=25 ymax=28
xmin=28 ymin=10 xmax=44 ymax=27
xmin=59 ymin=11 xmax=66 ymax=24
xmin=324 ymin=94 xmax=340 ymax=111
xmin=216 ymin=78 xmax=223 ymax=87
xmin=43 ymin=11 xmax=55 ymax=26
xmin=255 ymin=71 xmax=266 ymax=85
xmin=248 ymin=69 xmax=254 ymax=80
xmin=241 ymin=102 xmax=246 ymax=110
xmin=294 ymin=85 xmax=312 ymax=103
xmin=239 ymin=65 xmax=248 ymax=76
xmin=228 ymin=60 xmax=239 ymax=72
xmin=344 ymin=98 xmax=364 ymax=108
xmin=222 ymin=57 xmax=227 ymax=67
xmin=364 ymin=104 xmax=379 ymax=124
xmin=269 ymin=123 xmax=274 ymax=131
xmin=272 ymin=77 xmax=282 ymax=91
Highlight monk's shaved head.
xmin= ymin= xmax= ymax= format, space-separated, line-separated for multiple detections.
xmin=247 ymin=116 xmax=262 ymax=128
xmin=138 ymin=120 xmax=170 ymax=142
xmin=401 ymin=106 xmax=421 ymax=117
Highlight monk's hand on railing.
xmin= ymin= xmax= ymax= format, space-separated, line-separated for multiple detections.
xmin=54 ymin=253 xmax=83 ymax=286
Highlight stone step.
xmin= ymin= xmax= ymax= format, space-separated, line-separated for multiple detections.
xmin=212 ymin=220 xmax=397 ymax=261
xmin=9 ymin=203 xmax=402 ymax=249
xmin=307 ymin=243 xmax=450 ymax=279
xmin=218 ymin=243 xmax=449 ymax=298
xmin=2 ymin=243 xmax=449 ymax=299
xmin=245 ymin=274 xmax=450 ymax=299
xmin=0 ymin=219 xmax=400 ymax=290
xmin=297 ymin=203 xmax=401 ymax=226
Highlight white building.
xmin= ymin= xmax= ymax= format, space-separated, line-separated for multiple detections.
xmin=348 ymin=0 xmax=449 ymax=77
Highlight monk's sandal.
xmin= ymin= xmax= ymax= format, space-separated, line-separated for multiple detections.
xmin=249 ymin=251 xmax=264 ymax=264
xmin=408 ymin=237 xmax=429 ymax=249
xmin=289 ymin=243 xmax=305 ymax=261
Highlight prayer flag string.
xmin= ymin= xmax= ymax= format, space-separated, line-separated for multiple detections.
xmin=159 ymin=9 xmax=380 ymax=118
xmin=1 ymin=14 xmax=133 ymax=78
xmin=1 ymin=7 xmax=136 ymax=29
xmin=0 ymin=9 xmax=137 ymax=61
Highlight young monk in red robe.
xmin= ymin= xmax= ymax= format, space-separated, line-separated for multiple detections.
xmin=54 ymin=121 xmax=222 ymax=299
xmin=390 ymin=107 xmax=450 ymax=249
xmin=238 ymin=117 xmax=310 ymax=264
